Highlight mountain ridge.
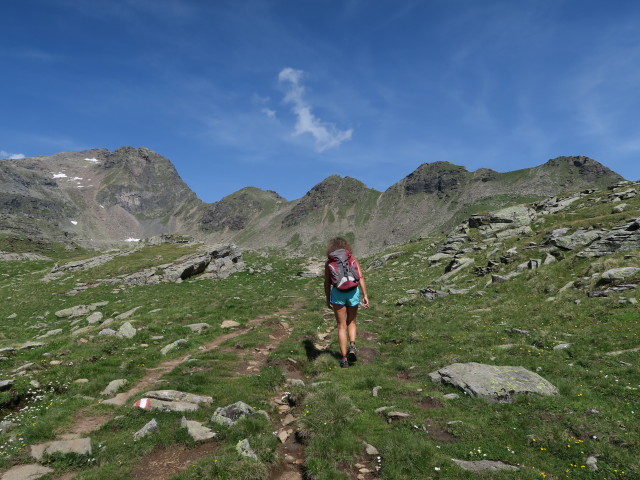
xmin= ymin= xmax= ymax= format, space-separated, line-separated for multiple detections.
xmin=0 ymin=147 xmax=626 ymax=254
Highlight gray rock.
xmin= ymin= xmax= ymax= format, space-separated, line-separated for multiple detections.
xmin=186 ymin=323 xmax=210 ymax=333
xmin=236 ymin=438 xmax=258 ymax=460
xmin=133 ymin=397 xmax=199 ymax=412
xmin=372 ymin=386 xmax=381 ymax=397
xmin=586 ymin=455 xmax=598 ymax=472
xmin=612 ymin=203 xmax=628 ymax=213
xmin=0 ymin=347 xmax=16 ymax=354
xmin=144 ymin=390 xmax=213 ymax=405
xmin=54 ymin=304 xmax=95 ymax=318
xmin=98 ymin=328 xmax=118 ymax=336
xmin=452 ymin=459 xmax=518 ymax=472
xmin=443 ymin=393 xmax=460 ymax=400
xmin=133 ymin=418 xmax=159 ymax=440
xmin=30 ymin=437 xmax=92 ymax=460
xmin=580 ymin=217 xmax=640 ymax=257
xmin=118 ymin=322 xmax=136 ymax=339
xmin=553 ymin=343 xmax=571 ymax=350
xmin=19 ymin=342 xmax=44 ymax=350
xmin=101 ymin=379 xmax=128 ymax=396
xmin=0 ymin=420 xmax=18 ymax=433
xmin=429 ymin=362 xmax=558 ymax=402
xmin=115 ymin=306 xmax=141 ymax=320
xmin=160 ymin=339 xmax=188 ymax=355
xmin=211 ymin=401 xmax=255 ymax=427
xmin=6 ymin=313 xmax=17 ymax=319
xmin=0 ymin=379 xmax=15 ymax=391
xmin=427 ymin=252 xmax=452 ymax=265
xmin=600 ymin=267 xmax=640 ymax=283
xmin=543 ymin=253 xmax=557 ymax=265
xmin=553 ymin=229 xmax=603 ymax=250
xmin=364 ymin=442 xmax=379 ymax=455
xmin=367 ymin=252 xmax=404 ymax=270
xmin=220 ymin=320 xmax=240 ymax=329
xmin=0 ymin=464 xmax=54 ymax=480
xmin=181 ymin=416 xmax=216 ymax=441
xmin=495 ymin=225 xmax=533 ymax=239
xmin=36 ymin=329 xmax=62 ymax=340
xmin=86 ymin=312 xmax=104 ymax=324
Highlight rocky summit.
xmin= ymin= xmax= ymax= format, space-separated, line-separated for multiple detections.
xmin=0 ymin=147 xmax=624 ymax=254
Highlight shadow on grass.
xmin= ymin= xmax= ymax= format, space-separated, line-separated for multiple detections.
xmin=302 ymin=339 xmax=341 ymax=361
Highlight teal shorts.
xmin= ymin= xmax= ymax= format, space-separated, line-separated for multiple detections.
xmin=330 ymin=287 xmax=360 ymax=307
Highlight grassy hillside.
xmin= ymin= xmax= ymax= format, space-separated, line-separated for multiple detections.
xmin=0 ymin=182 xmax=638 ymax=479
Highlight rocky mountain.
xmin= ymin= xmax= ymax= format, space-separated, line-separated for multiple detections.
xmin=0 ymin=148 xmax=625 ymax=254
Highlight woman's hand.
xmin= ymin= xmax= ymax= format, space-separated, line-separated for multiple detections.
xmin=360 ymin=295 xmax=370 ymax=308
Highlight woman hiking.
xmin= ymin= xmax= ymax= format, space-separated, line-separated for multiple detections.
xmin=324 ymin=237 xmax=369 ymax=368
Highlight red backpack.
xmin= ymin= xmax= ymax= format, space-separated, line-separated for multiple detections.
xmin=328 ymin=249 xmax=360 ymax=290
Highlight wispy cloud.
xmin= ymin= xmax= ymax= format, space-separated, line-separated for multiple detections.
xmin=278 ymin=68 xmax=352 ymax=152
xmin=0 ymin=150 xmax=25 ymax=160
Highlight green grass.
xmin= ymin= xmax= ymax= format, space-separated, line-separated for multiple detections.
xmin=1 ymin=185 xmax=639 ymax=478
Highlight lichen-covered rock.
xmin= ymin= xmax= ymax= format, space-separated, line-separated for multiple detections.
xmin=553 ymin=229 xmax=603 ymax=250
xmin=160 ymin=339 xmax=187 ymax=355
xmin=600 ymin=267 xmax=640 ymax=283
xmin=236 ymin=438 xmax=258 ymax=460
xmin=429 ymin=362 xmax=558 ymax=403
xmin=101 ymin=379 xmax=128 ymax=396
xmin=181 ymin=416 xmax=216 ymax=441
xmin=579 ymin=217 xmax=640 ymax=257
xmin=211 ymin=401 xmax=255 ymax=427
xmin=118 ymin=322 xmax=136 ymax=339
xmin=133 ymin=418 xmax=159 ymax=440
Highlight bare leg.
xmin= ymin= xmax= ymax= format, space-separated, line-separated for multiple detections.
xmin=346 ymin=305 xmax=358 ymax=344
xmin=333 ymin=305 xmax=348 ymax=357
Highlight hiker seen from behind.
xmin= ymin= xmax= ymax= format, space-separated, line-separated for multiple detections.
xmin=324 ymin=237 xmax=369 ymax=368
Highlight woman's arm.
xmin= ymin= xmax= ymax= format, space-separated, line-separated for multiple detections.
xmin=356 ymin=260 xmax=369 ymax=308
xmin=324 ymin=261 xmax=332 ymax=308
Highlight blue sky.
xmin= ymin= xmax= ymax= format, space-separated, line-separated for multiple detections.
xmin=2 ymin=0 xmax=639 ymax=201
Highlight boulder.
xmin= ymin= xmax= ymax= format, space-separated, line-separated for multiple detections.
xmin=429 ymin=362 xmax=558 ymax=403
xmin=181 ymin=417 xmax=216 ymax=441
xmin=144 ymin=390 xmax=213 ymax=405
xmin=236 ymin=438 xmax=258 ymax=460
xmin=452 ymin=459 xmax=518 ymax=472
xmin=133 ymin=418 xmax=159 ymax=440
xmin=0 ymin=379 xmax=14 ymax=391
xmin=186 ymin=323 xmax=210 ymax=333
xmin=86 ymin=312 xmax=103 ymax=324
xmin=133 ymin=397 xmax=198 ymax=412
xmin=161 ymin=339 xmax=187 ymax=355
xmin=221 ymin=320 xmax=241 ymax=329
xmin=553 ymin=229 xmax=603 ymax=250
xmin=600 ymin=267 xmax=640 ymax=283
xmin=118 ymin=322 xmax=136 ymax=339
xmin=30 ymin=437 xmax=92 ymax=461
xmin=101 ymin=379 xmax=128 ymax=396
xmin=0 ymin=464 xmax=54 ymax=480
xmin=579 ymin=217 xmax=640 ymax=257
xmin=115 ymin=307 xmax=141 ymax=320
xmin=54 ymin=304 xmax=95 ymax=318
xmin=211 ymin=401 xmax=255 ymax=427
xmin=366 ymin=252 xmax=404 ymax=270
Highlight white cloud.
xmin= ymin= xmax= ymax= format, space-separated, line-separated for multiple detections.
xmin=262 ymin=108 xmax=277 ymax=119
xmin=278 ymin=67 xmax=353 ymax=152
xmin=0 ymin=150 xmax=25 ymax=160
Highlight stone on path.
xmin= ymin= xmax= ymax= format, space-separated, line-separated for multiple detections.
xmin=30 ymin=437 xmax=92 ymax=461
xmin=161 ymin=339 xmax=187 ymax=355
xmin=181 ymin=416 xmax=216 ymax=441
xmin=211 ymin=401 xmax=255 ymax=427
xmin=133 ymin=418 xmax=159 ymax=440
xmin=452 ymin=459 xmax=518 ymax=472
xmin=236 ymin=438 xmax=258 ymax=460
xmin=429 ymin=362 xmax=558 ymax=403
xmin=0 ymin=464 xmax=54 ymax=480
xmin=100 ymin=379 xmax=128 ymax=396
xmin=186 ymin=323 xmax=210 ymax=333
xmin=220 ymin=320 xmax=240 ymax=329
xmin=144 ymin=390 xmax=213 ymax=405
xmin=133 ymin=397 xmax=199 ymax=412
xmin=364 ymin=442 xmax=379 ymax=455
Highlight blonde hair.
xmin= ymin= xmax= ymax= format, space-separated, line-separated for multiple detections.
xmin=326 ymin=237 xmax=353 ymax=257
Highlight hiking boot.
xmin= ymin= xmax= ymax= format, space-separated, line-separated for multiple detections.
xmin=339 ymin=357 xmax=349 ymax=368
xmin=347 ymin=343 xmax=357 ymax=362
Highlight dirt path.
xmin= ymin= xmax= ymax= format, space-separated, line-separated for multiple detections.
xmin=50 ymin=302 xmax=307 ymax=480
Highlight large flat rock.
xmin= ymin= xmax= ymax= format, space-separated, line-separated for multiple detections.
xmin=30 ymin=437 xmax=92 ymax=461
xmin=429 ymin=362 xmax=558 ymax=402
xmin=0 ymin=464 xmax=54 ymax=480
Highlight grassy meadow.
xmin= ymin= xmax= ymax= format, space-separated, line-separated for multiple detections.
xmin=0 ymin=185 xmax=639 ymax=479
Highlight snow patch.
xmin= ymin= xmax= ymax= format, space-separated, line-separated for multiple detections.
xmin=84 ymin=158 xmax=99 ymax=163
xmin=70 ymin=220 xmax=78 ymax=225
xmin=53 ymin=173 xmax=67 ymax=179
xmin=125 ymin=238 xmax=141 ymax=242
xmin=99 ymin=205 xmax=105 ymax=209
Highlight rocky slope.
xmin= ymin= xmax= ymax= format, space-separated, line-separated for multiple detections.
xmin=0 ymin=148 xmax=625 ymax=254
